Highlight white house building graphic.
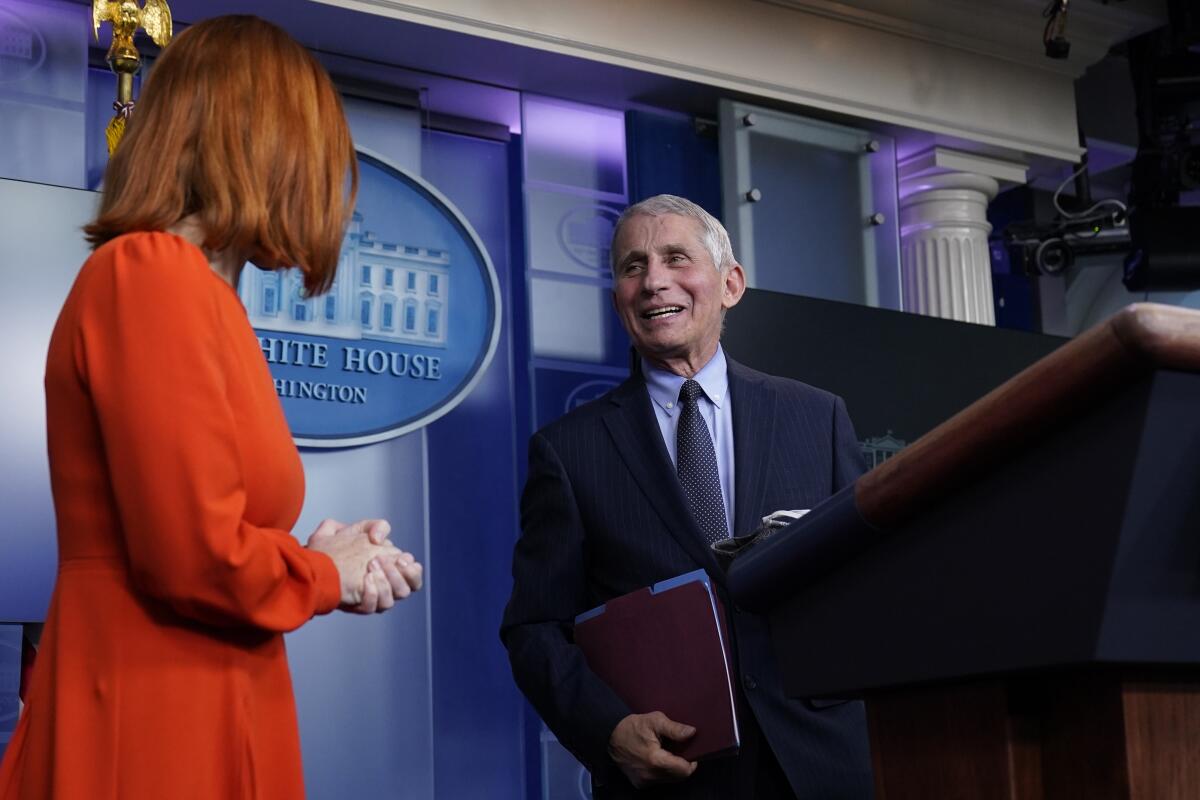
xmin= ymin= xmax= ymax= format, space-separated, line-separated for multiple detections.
xmin=860 ymin=431 xmax=907 ymax=469
xmin=239 ymin=212 xmax=449 ymax=348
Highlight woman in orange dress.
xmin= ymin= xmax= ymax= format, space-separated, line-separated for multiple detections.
xmin=0 ymin=16 xmax=423 ymax=799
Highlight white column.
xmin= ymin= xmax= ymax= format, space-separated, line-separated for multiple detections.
xmin=899 ymin=172 xmax=1000 ymax=326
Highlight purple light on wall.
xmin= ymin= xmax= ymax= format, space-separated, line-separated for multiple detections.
xmin=523 ymin=95 xmax=626 ymax=196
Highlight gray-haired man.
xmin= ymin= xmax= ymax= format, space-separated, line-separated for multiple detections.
xmin=502 ymin=195 xmax=873 ymax=798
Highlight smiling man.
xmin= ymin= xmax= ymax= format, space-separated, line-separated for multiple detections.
xmin=501 ymin=195 xmax=873 ymax=799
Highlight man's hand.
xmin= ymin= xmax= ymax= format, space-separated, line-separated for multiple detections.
xmin=608 ymin=712 xmax=698 ymax=788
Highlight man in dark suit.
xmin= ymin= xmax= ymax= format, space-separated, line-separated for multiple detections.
xmin=500 ymin=195 xmax=873 ymax=798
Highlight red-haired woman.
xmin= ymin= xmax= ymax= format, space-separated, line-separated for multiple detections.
xmin=0 ymin=15 xmax=422 ymax=799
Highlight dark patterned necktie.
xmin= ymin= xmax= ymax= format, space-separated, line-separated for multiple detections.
xmin=676 ymin=379 xmax=729 ymax=546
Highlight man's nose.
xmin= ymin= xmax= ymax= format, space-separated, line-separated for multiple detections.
xmin=640 ymin=258 xmax=669 ymax=294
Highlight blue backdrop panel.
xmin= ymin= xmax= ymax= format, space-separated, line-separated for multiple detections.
xmin=286 ymin=435 xmax=434 ymax=799
xmin=0 ymin=0 xmax=88 ymax=190
xmin=532 ymin=364 xmax=626 ymax=430
xmin=424 ymin=129 xmax=527 ymax=800
xmin=0 ymin=179 xmax=98 ymax=623
xmin=626 ymin=109 xmax=721 ymax=214
xmin=0 ymin=625 xmax=20 ymax=763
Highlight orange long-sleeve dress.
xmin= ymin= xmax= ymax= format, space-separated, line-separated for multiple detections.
xmin=0 ymin=232 xmax=342 ymax=799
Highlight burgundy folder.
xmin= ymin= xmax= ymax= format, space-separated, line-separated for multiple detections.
xmin=573 ymin=570 xmax=740 ymax=762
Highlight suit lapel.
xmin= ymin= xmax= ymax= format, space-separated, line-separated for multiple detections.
xmin=729 ymin=358 xmax=778 ymax=538
xmin=602 ymin=376 xmax=724 ymax=577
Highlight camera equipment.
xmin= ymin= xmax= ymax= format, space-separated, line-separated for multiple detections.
xmin=1043 ymin=0 xmax=1072 ymax=60
xmin=1122 ymin=0 xmax=1200 ymax=290
xmin=1001 ymin=156 xmax=1130 ymax=277
xmin=1005 ymin=218 xmax=1130 ymax=277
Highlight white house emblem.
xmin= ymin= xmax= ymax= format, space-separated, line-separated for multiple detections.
xmin=0 ymin=6 xmax=46 ymax=83
xmin=238 ymin=150 xmax=501 ymax=447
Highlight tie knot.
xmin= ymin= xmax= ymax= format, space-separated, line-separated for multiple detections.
xmin=679 ymin=379 xmax=704 ymax=406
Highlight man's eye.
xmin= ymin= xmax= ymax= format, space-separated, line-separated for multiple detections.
xmin=668 ymin=253 xmax=688 ymax=263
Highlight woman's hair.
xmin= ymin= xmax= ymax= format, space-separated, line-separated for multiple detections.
xmin=84 ymin=15 xmax=357 ymax=294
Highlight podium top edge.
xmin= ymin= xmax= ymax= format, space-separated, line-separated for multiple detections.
xmin=855 ymin=302 xmax=1200 ymax=530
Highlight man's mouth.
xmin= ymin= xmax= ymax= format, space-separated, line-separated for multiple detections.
xmin=641 ymin=305 xmax=684 ymax=320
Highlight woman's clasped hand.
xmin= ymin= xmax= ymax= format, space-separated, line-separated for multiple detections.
xmin=306 ymin=518 xmax=424 ymax=614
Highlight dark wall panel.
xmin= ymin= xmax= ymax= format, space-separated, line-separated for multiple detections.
xmin=722 ymin=290 xmax=1065 ymax=452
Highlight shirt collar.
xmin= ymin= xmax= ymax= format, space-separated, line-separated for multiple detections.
xmin=642 ymin=345 xmax=728 ymax=416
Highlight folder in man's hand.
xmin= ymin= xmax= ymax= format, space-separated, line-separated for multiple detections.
xmin=573 ymin=570 xmax=740 ymax=762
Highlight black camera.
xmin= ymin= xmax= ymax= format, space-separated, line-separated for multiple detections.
xmin=1045 ymin=37 xmax=1071 ymax=60
xmin=1034 ymin=238 xmax=1074 ymax=273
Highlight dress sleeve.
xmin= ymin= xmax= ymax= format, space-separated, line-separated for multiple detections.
xmin=76 ymin=233 xmax=341 ymax=631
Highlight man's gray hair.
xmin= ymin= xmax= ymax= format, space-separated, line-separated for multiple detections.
xmin=610 ymin=194 xmax=736 ymax=275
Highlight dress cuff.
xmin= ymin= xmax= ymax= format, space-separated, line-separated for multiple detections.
xmin=308 ymin=549 xmax=342 ymax=615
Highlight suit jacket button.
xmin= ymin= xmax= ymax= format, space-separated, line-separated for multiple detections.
xmin=743 ymin=674 xmax=757 ymax=691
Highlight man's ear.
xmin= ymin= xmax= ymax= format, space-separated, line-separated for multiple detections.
xmin=722 ymin=263 xmax=747 ymax=310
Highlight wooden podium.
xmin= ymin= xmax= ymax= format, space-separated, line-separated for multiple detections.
xmin=728 ymin=304 xmax=1200 ymax=799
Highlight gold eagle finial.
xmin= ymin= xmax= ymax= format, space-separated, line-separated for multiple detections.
xmin=92 ymin=0 xmax=173 ymax=155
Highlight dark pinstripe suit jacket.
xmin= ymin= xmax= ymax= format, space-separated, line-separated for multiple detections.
xmin=501 ymin=357 xmax=874 ymax=799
